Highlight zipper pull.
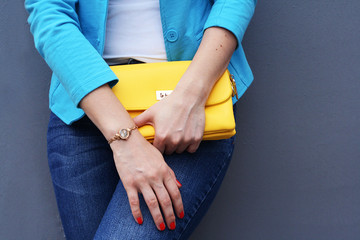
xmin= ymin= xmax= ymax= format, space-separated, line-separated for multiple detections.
xmin=230 ymin=74 xmax=239 ymax=100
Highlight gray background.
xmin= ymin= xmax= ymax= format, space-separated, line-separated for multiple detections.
xmin=1 ymin=0 xmax=359 ymax=239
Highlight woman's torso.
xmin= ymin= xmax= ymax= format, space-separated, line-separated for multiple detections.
xmin=44 ymin=0 xmax=253 ymax=124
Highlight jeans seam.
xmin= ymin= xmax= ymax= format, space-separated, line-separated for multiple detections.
xmin=177 ymin=147 xmax=233 ymax=239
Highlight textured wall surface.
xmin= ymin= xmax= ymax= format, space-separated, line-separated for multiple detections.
xmin=0 ymin=1 xmax=63 ymax=239
xmin=1 ymin=1 xmax=359 ymax=239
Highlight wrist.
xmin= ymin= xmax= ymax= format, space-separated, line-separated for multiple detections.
xmin=175 ymin=77 xmax=211 ymax=107
xmin=109 ymin=129 xmax=145 ymax=152
xmin=107 ymin=125 xmax=138 ymax=144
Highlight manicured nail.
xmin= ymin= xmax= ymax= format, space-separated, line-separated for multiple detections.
xmin=159 ymin=222 xmax=166 ymax=231
xmin=179 ymin=211 xmax=184 ymax=219
xmin=176 ymin=179 xmax=182 ymax=188
xmin=137 ymin=217 xmax=143 ymax=225
xmin=170 ymin=222 xmax=176 ymax=230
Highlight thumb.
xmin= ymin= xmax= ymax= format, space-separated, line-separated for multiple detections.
xmin=167 ymin=167 xmax=182 ymax=188
xmin=133 ymin=109 xmax=153 ymax=127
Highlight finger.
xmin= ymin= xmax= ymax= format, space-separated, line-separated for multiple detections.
xmin=133 ymin=109 xmax=153 ymax=128
xmin=126 ymin=189 xmax=143 ymax=225
xmin=140 ymin=186 xmax=166 ymax=231
xmin=164 ymin=142 xmax=178 ymax=155
xmin=163 ymin=172 xmax=184 ymax=220
xmin=186 ymin=141 xmax=201 ymax=153
xmin=165 ymin=134 xmax=183 ymax=155
xmin=153 ymin=135 xmax=165 ymax=154
xmin=177 ymin=126 xmax=203 ymax=154
xmin=152 ymin=182 xmax=177 ymax=230
xmin=168 ymin=167 xmax=182 ymax=188
xmin=176 ymin=179 xmax=182 ymax=188
xmin=175 ymin=142 xmax=189 ymax=154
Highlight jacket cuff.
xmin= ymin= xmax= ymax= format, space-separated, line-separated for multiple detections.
xmin=71 ymin=69 xmax=118 ymax=108
xmin=203 ymin=0 xmax=256 ymax=47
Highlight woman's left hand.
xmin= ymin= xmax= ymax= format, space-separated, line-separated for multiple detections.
xmin=133 ymin=88 xmax=205 ymax=155
xmin=134 ymin=27 xmax=239 ymax=155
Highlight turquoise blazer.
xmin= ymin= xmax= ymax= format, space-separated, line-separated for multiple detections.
xmin=25 ymin=0 xmax=256 ymax=124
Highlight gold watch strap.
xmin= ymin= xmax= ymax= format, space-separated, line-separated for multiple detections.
xmin=108 ymin=125 xmax=138 ymax=144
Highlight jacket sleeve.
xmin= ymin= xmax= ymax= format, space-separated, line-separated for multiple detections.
xmin=204 ymin=0 xmax=257 ymax=46
xmin=25 ymin=0 xmax=118 ymax=107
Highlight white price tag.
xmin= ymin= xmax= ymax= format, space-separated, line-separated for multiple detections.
xmin=156 ymin=90 xmax=173 ymax=101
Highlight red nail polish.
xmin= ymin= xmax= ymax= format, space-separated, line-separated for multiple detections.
xmin=176 ymin=179 xmax=182 ymax=187
xmin=159 ymin=222 xmax=166 ymax=231
xmin=170 ymin=222 xmax=176 ymax=230
xmin=179 ymin=211 xmax=184 ymax=219
xmin=137 ymin=217 xmax=143 ymax=225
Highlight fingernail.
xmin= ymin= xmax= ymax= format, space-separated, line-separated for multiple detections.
xmin=159 ymin=222 xmax=166 ymax=231
xmin=179 ymin=211 xmax=184 ymax=219
xmin=137 ymin=217 xmax=143 ymax=225
xmin=176 ymin=179 xmax=182 ymax=188
xmin=170 ymin=222 xmax=176 ymax=230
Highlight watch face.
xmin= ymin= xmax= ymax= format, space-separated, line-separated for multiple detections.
xmin=119 ymin=129 xmax=130 ymax=139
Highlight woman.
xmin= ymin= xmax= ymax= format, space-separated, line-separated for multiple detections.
xmin=25 ymin=0 xmax=256 ymax=239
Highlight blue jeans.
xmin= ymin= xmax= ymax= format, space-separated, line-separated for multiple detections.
xmin=47 ymin=111 xmax=235 ymax=240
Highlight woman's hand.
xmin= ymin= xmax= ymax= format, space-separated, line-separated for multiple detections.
xmin=110 ymin=131 xmax=184 ymax=231
xmin=80 ymin=85 xmax=184 ymax=230
xmin=79 ymin=26 xmax=238 ymax=230
xmin=134 ymin=27 xmax=238 ymax=155
xmin=133 ymin=87 xmax=206 ymax=155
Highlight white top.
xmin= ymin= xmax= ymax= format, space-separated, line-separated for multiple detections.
xmin=103 ymin=0 xmax=167 ymax=63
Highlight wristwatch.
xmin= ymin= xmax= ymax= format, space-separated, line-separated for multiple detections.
xmin=108 ymin=125 xmax=138 ymax=144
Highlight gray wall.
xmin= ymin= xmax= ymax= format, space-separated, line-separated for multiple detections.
xmin=1 ymin=1 xmax=359 ymax=239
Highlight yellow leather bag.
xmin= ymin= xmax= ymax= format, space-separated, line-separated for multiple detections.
xmin=110 ymin=61 xmax=237 ymax=141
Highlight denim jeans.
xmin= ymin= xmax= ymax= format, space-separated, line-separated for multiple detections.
xmin=47 ymin=111 xmax=235 ymax=240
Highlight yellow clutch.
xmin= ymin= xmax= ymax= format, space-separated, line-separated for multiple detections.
xmin=110 ymin=61 xmax=236 ymax=141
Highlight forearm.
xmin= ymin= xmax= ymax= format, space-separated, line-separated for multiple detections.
xmin=79 ymin=84 xmax=137 ymax=142
xmin=79 ymin=84 xmax=184 ymax=231
xmin=175 ymin=27 xmax=237 ymax=105
xmin=79 ymin=27 xmax=236 ymax=145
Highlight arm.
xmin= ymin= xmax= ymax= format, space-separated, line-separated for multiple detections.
xmin=25 ymin=0 xmax=118 ymax=106
xmin=26 ymin=0 xmax=255 ymax=231
xmin=79 ymin=85 xmax=184 ymax=231
xmin=26 ymin=0 xmax=183 ymax=230
xmin=133 ymin=0 xmax=257 ymax=154
xmin=133 ymin=27 xmax=237 ymax=154
xmin=204 ymin=0 xmax=257 ymax=48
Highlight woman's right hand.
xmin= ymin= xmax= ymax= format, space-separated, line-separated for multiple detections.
xmin=109 ymin=129 xmax=184 ymax=231
xmin=79 ymin=84 xmax=183 ymax=230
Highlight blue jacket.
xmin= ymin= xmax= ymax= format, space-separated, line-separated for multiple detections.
xmin=25 ymin=0 xmax=256 ymax=124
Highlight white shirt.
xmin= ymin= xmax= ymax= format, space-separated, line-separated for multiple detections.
xmin=103 ymin=0 xmax=167 ymax=63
